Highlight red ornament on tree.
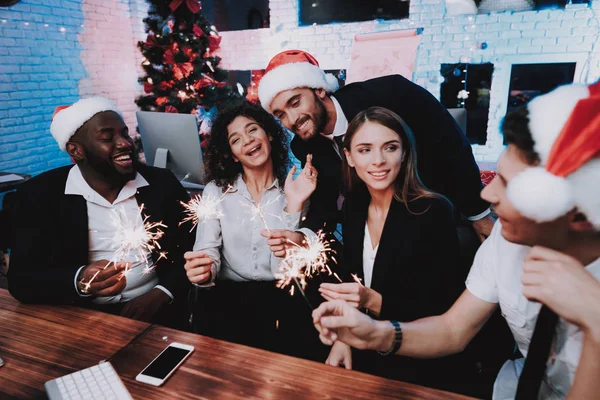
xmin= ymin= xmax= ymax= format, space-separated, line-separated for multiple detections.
xmin=169 ymin=0 xmax=201 ymax=14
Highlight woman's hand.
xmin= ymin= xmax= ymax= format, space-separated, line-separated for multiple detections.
xmin=284 ymin=154 xmax=318 ymax=213
xmin=521 ymin=246 xmax=600 ymax=334
xmin=319 ymin=282 xmax=382 ymax=314
xmin=326 ymin=341 xmax=353 ymax=370
xmin=184 ymin=251 xmax=214 ymax=284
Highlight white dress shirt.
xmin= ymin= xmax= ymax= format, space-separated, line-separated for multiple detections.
xmin=65 ymin=165 xmax=172 ymax=304
xmin=466 ymin=222 xmax=600 ymax=399
xmin=193 ymin=175 xmax=308 ymax=283
xmin=362 ymin=223 xmax=378 ymax=288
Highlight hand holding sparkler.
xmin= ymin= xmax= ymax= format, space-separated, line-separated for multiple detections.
xmin=284 ymin=154 xmax=318 ymax=213
xmin=261 ymin=229 xmax=306 ymax=258
xmin=184 ymin=251 xmax=214 ymax=285
xmin=77 ymin=260 xmax=128 ymax=296
xmin=319 ymin=282 xmax=382 ymax=315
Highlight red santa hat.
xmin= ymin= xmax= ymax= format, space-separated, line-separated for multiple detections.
xmin=50 ymin=97 xmax=122 ymax=151
xmin=258 ymin=50 xmax=339 ymax=112
xmin=506 ymin=81 xmax=600 ymax=228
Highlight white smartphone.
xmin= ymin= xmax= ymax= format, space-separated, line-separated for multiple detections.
xmin=135 ymin=342 xmax=194 ymax=386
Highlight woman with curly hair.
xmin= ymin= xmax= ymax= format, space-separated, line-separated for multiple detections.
xmin=184 ymin=101 xmax=318 ymax=354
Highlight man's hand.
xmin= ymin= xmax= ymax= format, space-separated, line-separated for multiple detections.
xmin=471 ymin=215 xmax=495 ymax=242
xmin=319 ymin=282 xmax=381 ymax=313
xmin=521 ymin=246 xmax=600 ymax=334
xmin=326 ymin=341 xmax=353 ymax=370
xmin=184 ymin=251 xmax=214 ymax=284
xmin=78 ymin=260 xmax=127 ymax=297
xmin=120 ymin=288 xmax=171 ymax=322
xmin=312 ymin=300 xmax=393 ymax=352
xmin=284 ymin=154 xmax=318 ymax=213
xmin=260 ymin=229 xmax=306 ymax=258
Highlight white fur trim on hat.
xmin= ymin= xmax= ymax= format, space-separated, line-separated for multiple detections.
xmin=258 ymin=62 xmax=339 ymax=112
xmin=527 ymin=84 xmax=590 ymax=164
xmin=507 ymin=166 xmax=575 ymax=223
xmin=50 ymin=97 xmax=122 ymax=151
xmin=566 ymin=158 xmax=600 ymax=229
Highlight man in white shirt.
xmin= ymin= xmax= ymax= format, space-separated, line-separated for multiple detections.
xmin=8 ymin=97 xmax=194 ymax=326
xmin=311 ymin=81 xmax=600 ymax=399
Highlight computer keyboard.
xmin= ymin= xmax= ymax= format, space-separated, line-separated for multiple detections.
xmin=45 ymin=361 xmax=133 ymax=400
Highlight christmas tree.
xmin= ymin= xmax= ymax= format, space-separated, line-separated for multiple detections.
xmin=136 ymin=0 xmax=241 ymax=147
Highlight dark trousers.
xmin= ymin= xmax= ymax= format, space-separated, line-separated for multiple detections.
xmin=191 ymin=280 xmax=328 ymax=361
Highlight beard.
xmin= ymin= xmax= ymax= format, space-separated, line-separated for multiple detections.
xmin=83 ymin=147 xmax=138 ymax=184
xmin=294 ymin=92 xmax=328 ymax=141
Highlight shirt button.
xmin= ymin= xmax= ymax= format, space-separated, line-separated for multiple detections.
xmin=253 ymin=246 xmax=257 ymax=251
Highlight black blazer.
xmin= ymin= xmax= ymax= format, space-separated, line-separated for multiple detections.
xmin=291 ymin=75 xmax=489 ymax=234
xmin=8 ymin=164 xmax=194 ymax=305
xmin=342 ymin=193 xmax=466 ymax=389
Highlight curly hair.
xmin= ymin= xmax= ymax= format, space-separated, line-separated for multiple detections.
xmin=502 ymin=105 xmax=540 ymax=165
xmin=204 ymin=100 xmax=291 ymax=190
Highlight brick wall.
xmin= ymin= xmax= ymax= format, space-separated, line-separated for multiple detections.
xmin=0 ymin=0 xmax=148 ymax=181
xmin=216 ymin=0 xmax=600 ymax=166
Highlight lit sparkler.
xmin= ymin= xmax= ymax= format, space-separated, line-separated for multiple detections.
xmin=351 ymin=273 xmax=364 ymax=286
xmin=79 ymin=205 xmax=167 ymax=293
xmin=180 ymin=186 xmax=232 ymax=230
xmin=239 ymin=195 xmax=283 ymax=232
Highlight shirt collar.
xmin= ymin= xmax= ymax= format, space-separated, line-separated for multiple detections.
xmin=233 ymin=173 xmax=280 ymax=199
xmin=65 ymin=165 xmax=149 ymax=207
xmin=321 ymin=95 xmax=348 ymax=141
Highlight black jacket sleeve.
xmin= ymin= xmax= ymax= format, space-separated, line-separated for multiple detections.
xmin=8 ymin=182 xmax=91 ymax=305
xmin=379 ymin=198 xmax=463 ymax=322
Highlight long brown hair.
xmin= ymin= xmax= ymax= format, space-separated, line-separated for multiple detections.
xmin=342 ymin=107 xmax=448 ymax=213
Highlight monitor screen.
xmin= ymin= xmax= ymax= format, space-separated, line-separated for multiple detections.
xmin=136 ymin=111 xmax=205 ymax=189
xmin=299 ymin=0 xmax=409 ymax=26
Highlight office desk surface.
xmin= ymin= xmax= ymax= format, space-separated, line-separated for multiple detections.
xmin=0 ymin=289 xmax=474 ymax=399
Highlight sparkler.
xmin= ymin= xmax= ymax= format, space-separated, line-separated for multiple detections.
xmin=79 ymin=205 xmax=167 ymax=293
xmin=180 ymin=185 xmax=232 ymax=230
xmin=239 ymin=195 xmax=283 ymax=232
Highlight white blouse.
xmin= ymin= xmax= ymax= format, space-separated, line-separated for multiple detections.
xmin=193 ymin=175 xmax=308 ymax=283
xmin=362 ymin=223 xmax=379 ymax=289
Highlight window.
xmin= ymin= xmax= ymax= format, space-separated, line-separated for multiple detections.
xmin=203 ymin=0 xmax=269 ymax=32
xmin=440 ymin=63 xmax=494 ymax=145
xmin=299 ymin=0 xmax=409 ymax=26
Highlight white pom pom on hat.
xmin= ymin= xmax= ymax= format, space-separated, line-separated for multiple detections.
xmin=506 ymin=81 xmax=600 ymax=228
xmin=258 ymin=50 xmax=339 ymax=112
xmin=506 ymin=167 xmax=574 ymax=222
xmin=50 ymin=97 xmax=122 ymax=151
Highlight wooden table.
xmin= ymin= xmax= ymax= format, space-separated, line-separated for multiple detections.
xmin=0 ymin=290 xmax=474 ymax=399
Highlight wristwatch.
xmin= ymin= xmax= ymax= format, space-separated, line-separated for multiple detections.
xmin=377 ymin=320 xmax=402 ymax=356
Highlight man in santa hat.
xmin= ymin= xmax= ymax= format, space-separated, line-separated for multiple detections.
xmin=8 ymin=97 xmax=194 ymax=327
xmin=258 ymin=50 xmax=494 ymax=248
xmin=312 ymin=81 xmax=600 ymax=399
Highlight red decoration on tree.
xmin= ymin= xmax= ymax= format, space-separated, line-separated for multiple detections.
xmin=143 ymin=81 xmax=154 ymax=94
xmin=208 ymin=35 xmax=221 ymax=52
xmin=193 ymin=24 xmax=204 ymax=37
xmin=169 ymin=0 xmax=201 ymax=14
xmin=165 ymin=105 xmax=178 ymax=113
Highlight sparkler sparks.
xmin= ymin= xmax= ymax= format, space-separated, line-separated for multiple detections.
xmin=180 ymin=186 xmax=232 ymax=230
xmin=79 ymin=205 xmax=167 ymax=293
xmin=275 ymin=230 xmax=337 ymax=306
xmin=239 ymin=195 xmax=283 ymax=232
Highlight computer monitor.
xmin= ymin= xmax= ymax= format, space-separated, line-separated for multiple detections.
xmin=447 ymin=108 xmax=467 ymax=135
xmin=136 ymin=111 xmax=205 ymax=190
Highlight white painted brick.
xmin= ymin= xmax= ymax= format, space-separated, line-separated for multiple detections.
xmin=545 ymin=28 xmax=577 ymax=37
xmin=532 ymin=37 xmax=558 ymax=46
xmin=522 ymin=29 xmax=547 ymax=38
xmin=444 ymin=25 xmax=466 ymax=34
xmin=498 ymin=13 xmax=523 ymax=23
xmin=448 ymin=41 xmax=464 ymax=49
xmin=509 ymin=38 xmax=532 ymax=46
xmin=567 ymin=42 xmax=594 ymax=51
xmin=558 ymin=36 xmax=583 ymax=44
xmin=572 ymin=26 xmax=599 ymax=35
xmin=536 ymin=20 xmax=562 ymax=30
xmin=517 ymin=45 xmax=542 ymax=53
xmin=510 ymin=22 xmax=536 ymax=30
xmin=542 ymin=44 xmax=568 ymax=53
xmin=522 ymin=11 xmax=549 ymax=22
xmin=475 ymin=32 xmax=500 ymax=40
xmin=500 ymin=30 xmax=521 ymax=39
xmin=561 ymin=18 xmax=590 ymax=28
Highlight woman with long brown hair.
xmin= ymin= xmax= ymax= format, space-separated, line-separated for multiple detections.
xmin=318 ymin=107 xmax=466 ymax=391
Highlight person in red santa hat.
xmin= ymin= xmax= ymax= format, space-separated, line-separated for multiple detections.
xmin=258 ymin=50 xmax=494 ymax=249
xmin=8 ymin=97 xmax=194 ymax=328
xmin=311 ymin=81 xmax=600 ymax=400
